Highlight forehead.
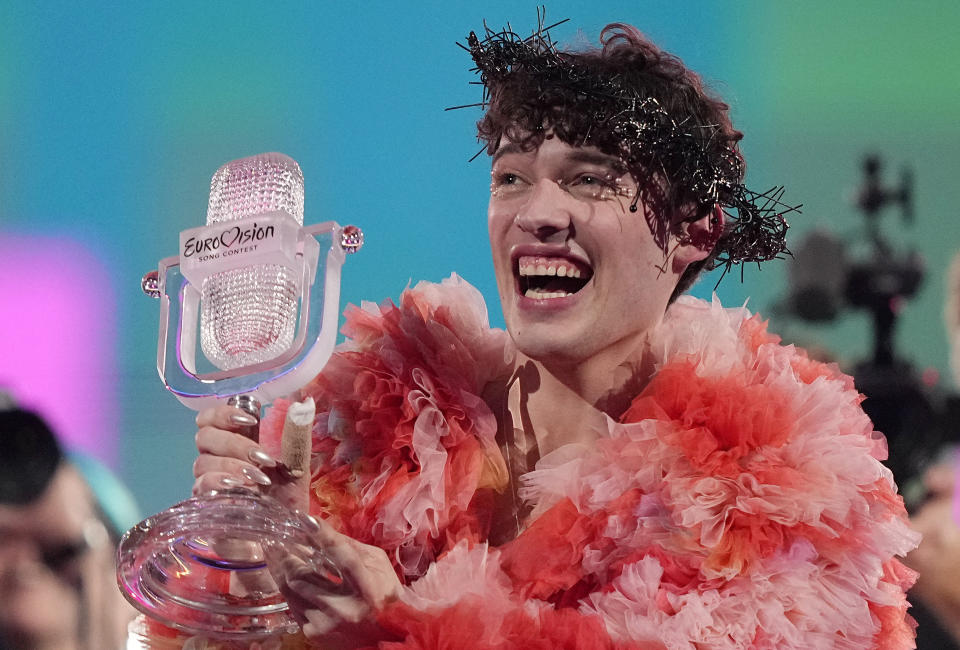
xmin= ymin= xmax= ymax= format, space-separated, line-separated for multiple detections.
xmin=491 ymin=135 xmax=628 ymax=172
xmin=0 ymin=467 xmax=92 ymax=539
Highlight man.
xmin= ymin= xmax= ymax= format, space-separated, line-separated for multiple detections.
xmin=0 ymin=407 xmax=137 ymax=650
xmin=190 ymin=20 xmax=917 ymax=648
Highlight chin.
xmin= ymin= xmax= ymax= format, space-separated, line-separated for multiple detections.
xmin=508 ymin=326 xmax=591 ymax=367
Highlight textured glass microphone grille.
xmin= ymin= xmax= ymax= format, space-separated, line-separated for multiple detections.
xmin=200 ymin=153 xmax=304 ymax=371
xmin=206 ymin=153 xmax=304 ymax=225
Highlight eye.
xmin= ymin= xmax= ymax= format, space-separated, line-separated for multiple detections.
xmin=565 ymin=171 xmax=618 ymax=200
xmin=573 ymin=171 xmax=619 ymax=187
xmin=490 ymin=171 xmax=528 ymax=197
xmin=575 ymin=174 xmax=603 ymax=186
xmin=42 ymin=540 xmax=89 ymax=573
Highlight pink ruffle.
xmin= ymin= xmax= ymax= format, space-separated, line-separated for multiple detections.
xmin=292 ymin=275 xmax=511 ymax=578
xmin=379 ymin=542 xmax=664 ymax=650
xmin=265 ymin=280 xmax=917 ymax=648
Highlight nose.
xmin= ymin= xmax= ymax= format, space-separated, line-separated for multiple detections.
xmin=514 ymin=179 xmax=573 ymax=241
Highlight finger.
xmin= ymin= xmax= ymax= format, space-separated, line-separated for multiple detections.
xmin=348 ymin=547 xmax=400 ymax=607
xmin=298 ymin=554 xmax=354 ymax=596
xmin=273 ymin=549 xmax=351 ymax=599
xmin=191 ymin=471 xmax=247 ymax=496
xmin=277 ymin=555 xmax=321 ymax=585
xmin=192 ymin=454 xmax=272 ymax=486
xmin=289 ymin=580 xmax=369 ymax=625
xmin=196 ymin=403 xmax=259 ymax=430
xmin=195 ymin=426 xmax=279 ymax=468
xmin=302 ymin=609 xmax=340 ymax=639
xmin=275 ymin=574 xmax=319 ymax=626
xmin=281 ymin=398 xmax=314 ymax=478
xmin=264 ymin=544 xmax=300 ymax=602
xmin=301 ymin=517 xmax=398 ymax=605
xmin=277 ymin=562 xmax=368 ymax=632
xmin=302 ymin=524 xmax=362 ymax=591
xmin=302 ymin=513 xmax=348 ymax=549
xmin=275 ymin=563 xmax=347 ymax=629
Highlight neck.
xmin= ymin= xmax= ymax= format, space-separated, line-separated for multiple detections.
xmin=504 ymin=329 xmax=658 ymax=458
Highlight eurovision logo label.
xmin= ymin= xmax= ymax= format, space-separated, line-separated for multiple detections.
xmin=182 ymin=222 xmax=276 ymax=263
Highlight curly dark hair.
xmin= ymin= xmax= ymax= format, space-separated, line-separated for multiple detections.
xmin=467 ymin=20 xmax=792 ymax=300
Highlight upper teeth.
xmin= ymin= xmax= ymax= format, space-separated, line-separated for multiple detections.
xmin=518 ymin=257 xmax=583 ymax=278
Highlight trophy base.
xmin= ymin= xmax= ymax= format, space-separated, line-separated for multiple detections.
xmin=118 ymin=489 xmax=330 ymax=640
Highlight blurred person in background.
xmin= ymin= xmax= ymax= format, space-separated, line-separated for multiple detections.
xmin=900 ymin=252 xmax=960 ymax=647
xmin=0 ymin=402 xmax=139 ymax=650
xmin=906 ymin=461 xmax=960 ymax=645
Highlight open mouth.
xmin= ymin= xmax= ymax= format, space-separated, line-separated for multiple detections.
xmin=516 ymin=255 xmax=593 ymax=299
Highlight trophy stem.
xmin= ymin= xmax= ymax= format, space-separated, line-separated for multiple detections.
xmin=228 ymin=394 xmax=262 ymax=440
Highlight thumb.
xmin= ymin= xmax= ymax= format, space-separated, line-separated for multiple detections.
xmin=281 ymin=397 xmax=314 ymax=480
xmin=264 ymin=396 xmax=315 ymax=512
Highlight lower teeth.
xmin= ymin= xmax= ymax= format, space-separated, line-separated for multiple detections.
xmin=525 ymin=289 xmax=571 ymax=299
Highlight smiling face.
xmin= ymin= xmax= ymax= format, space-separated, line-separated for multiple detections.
xmin=488 ymin=135 xmax=688 ymax=369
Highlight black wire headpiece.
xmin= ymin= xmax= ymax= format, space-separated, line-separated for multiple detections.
xmin=449 ymin=12 xmax=799 ymax=279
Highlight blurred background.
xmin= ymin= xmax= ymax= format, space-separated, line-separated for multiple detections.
xmin=1 ymin=0 xmax=958 ymax=517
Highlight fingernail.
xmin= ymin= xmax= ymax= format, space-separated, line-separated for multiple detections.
xmin=248 ymin=448 xmax=278 ymax=468
xmin=231 ymin=412 xmax=258 ymax=426
xmin=241 ymin=466 xmax=272 ymax=486
xmin=302 ymin=514 xmax=321 ymax=533
xmin=219 ymin=476 xmax=244 ymax=488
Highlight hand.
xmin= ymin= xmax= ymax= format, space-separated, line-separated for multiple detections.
xmin=192 ymin=403 xmax=309 ymax=512
xmin=905 ymin=460 xmax=960 ymax=642
xmin=269 ymin=516 xmax=401 ymax=648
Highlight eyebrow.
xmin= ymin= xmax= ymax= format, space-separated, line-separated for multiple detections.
xmin=491 ymin=143 xmax=628 ymax=174
xmin=567 ymin=150 xmax=628 ymax=173
xmin=491 ymin=142 xmax=526 ymax=164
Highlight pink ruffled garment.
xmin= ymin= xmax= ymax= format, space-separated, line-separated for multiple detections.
xmin=260 ymin=275 xmax=513 ymax=579
xmin=259 ymin=278 xmax=919 ymax=649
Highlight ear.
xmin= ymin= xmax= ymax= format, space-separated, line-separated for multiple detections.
xmin=672 ymin=205 xmax=724 ymax=272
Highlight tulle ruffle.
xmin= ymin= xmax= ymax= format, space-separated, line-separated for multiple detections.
xmin=379 ymin=541 xmax=665 ymax=650
xmin=262 ymin=280 xmax=917 ymax=649
xmin=261 ymin=275 xmax=512 ymax=580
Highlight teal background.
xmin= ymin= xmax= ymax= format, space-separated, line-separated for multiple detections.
xmin=1 ymin=1 xmax=957 ymax=515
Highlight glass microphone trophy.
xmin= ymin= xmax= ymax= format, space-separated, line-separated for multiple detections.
xmin=117 ymin=153 xmax=363 ymax=641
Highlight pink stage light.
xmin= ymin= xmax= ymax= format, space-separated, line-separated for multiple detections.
xmin=0 ymin=234 xmax=119 ymax=464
